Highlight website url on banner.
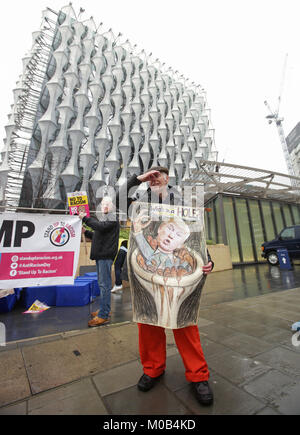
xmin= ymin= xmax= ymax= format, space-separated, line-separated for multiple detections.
xmin=0 ymin=251 xmax=74 ymax=282
xmin=19 ymin=255 xmax=62 ymax=261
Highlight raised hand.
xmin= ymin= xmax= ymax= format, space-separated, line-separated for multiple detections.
xmin=137 ymin=170 xmax=161 ymax=183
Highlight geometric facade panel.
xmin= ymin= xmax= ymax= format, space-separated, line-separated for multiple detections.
xmin=0 ymin=4 xmax=217 ymax=209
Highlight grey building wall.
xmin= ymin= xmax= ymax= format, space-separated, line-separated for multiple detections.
xmin=0 ymin=4 xmax=217 ymax=210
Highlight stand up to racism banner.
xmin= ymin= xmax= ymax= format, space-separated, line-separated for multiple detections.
xmin=0 ymin=213 xmax=81 ymax=289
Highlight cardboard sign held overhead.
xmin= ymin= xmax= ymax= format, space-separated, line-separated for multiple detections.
xmin=67 ymin=191 xmax=90 ymax=217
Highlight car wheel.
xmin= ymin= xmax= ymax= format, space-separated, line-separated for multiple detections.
xmin=266 ymin=251 xmax=279 ymax=266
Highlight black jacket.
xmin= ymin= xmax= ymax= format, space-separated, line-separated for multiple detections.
xmin=116 ymin=174 xmax=182 ymax=212
xmin=83 ymin=214 xmax=120 ymax=261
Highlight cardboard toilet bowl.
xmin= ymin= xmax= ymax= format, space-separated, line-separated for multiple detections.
xmin=130 ymin=248 xmax=204 ymax=328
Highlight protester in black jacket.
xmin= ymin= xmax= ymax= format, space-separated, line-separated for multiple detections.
xmin=79 ymin=196 xmax=119 ymax=327
xmin=111 ymin=240 xmax=128 ymax=293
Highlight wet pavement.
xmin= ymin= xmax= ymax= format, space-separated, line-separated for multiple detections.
xmin=0 ymin=263 xmax=300 ymax=415
xmin=2 ymin=263 xmax=299 ymax=343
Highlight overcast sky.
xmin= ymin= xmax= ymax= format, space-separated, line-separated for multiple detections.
xmin=1 ymin=0 xmax=300 ymax=175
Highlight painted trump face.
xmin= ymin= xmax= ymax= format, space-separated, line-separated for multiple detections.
xmin=156 ymin=220 xmax=190 ymax=253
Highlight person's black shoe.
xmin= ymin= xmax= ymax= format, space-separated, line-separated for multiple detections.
xmin=192 ymin=381 xmax=214 ymax=406
xmin=137 ymin=372 xmax=164 ymax=392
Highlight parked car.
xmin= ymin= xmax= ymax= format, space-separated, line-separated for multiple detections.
xmin=261 ymin=225 xmax=300 ymax=265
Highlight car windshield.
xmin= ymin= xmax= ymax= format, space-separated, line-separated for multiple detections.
xmin=280 ymin=227 xmax=296 ymax=240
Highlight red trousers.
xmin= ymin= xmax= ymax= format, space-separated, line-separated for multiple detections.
xmin=138 ymin=323 xmax=209 ymax=382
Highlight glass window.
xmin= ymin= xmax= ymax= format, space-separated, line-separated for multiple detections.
xmin=261 ymin=201 xmax=276 ymax=241
xmin=235 ymin=198 xmax=254 ymax=262
xmin=272 ymin=203 xmax=284 ymax=234
xmin=280 ymin=227 xmax=296 ymax=240
xmin=205 ymin=201 xmax=215 ymax=243
xmin=248 ymin=199 xmax=265 ymax=260
xmin=223 ymin=196 xmax=240 ymax=263
xmin=204 ymin=209 xmax=210 ymax=241
xmin=214 ymin=197 xmax=223 ymax=244
xmin=209 ymin=198 xmax=219 ymax=244
xmin=291 ymin=205 xmax=300 ymax=224
xmin=282 ymin=204 xmax=293 ymax=227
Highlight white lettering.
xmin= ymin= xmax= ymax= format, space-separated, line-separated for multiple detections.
xmin=0 ymin=323 xmax=6 ymax=346
xmin=292 ymin=331 xmax=300 ymax=347
xmin=103 ymin=419 xmax=138 ymax=432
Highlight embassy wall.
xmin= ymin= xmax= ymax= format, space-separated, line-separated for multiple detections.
xmin=0 ymin=4 xmax=217 ymax=210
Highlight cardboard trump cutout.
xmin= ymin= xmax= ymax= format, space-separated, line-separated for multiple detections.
xmin=128 ymin=202 xmax=208 ymax=329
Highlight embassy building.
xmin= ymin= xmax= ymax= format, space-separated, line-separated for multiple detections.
xmin=0 ymin=4 xmax=216 ymax=211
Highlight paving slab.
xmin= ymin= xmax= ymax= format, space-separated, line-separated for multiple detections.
xmin=280 ymin=295 xmax=300 ymax=305
xmin=28 ymin=378 xmax=108 ymax=415
xmin=220 ymin=331 xmax=275 ymax=357
xmin=207 ymin=349 xmax=271 ymax=385
xmin=199 ymin=337 xmax=229 ymax=359
xmin=260 ymin=328 xmax=294 ymax=345
xmin=22 ymin=329 xmax=137 ymax=394
xmin=204 ymin=271 xmax=234 ymax=292
xmin=0 ymin=342 xmax=18 ymax=353
xmin=166 ymin=346 xmax=179 ymax=357
xmin=255 ymin=346 xmax=300 ymax=378
xmin=253 ymin=301 xmax=299 ymax=313
xmin=280 ymin=335 xmax=300 ymax=352
xmin=248 ymin=305 xmax=290 ymax=316
xmin=0 ymin=349 xmax=31 ymax=407
xmin=22 ymin=338 xmax=90 ymax=394
xmin=103 ymin=383 xmax=191 ymax=415
xmin=197 ymin=317 xmax=215 ymax=328
xmin=198 ymin=323 xmax=240 ymax=344
xmin=165 ymin=328 xmax=178 ymax=347
xmin=269 ymin=382 xmax=300 ymax=415
xmin=17 ymin=333 xmax=63 ymax=348
xmin=0 ymin=401 xmax=27 ymax=415
xmin=226 ymin=299 xmax=264 ymax=308
xmin=242 ymin=369 xmax=296 ymax=406
xmin=255 ymin=406 xmax=281 ymax=415
xmin=220 ymin=318 xmax=277 ymax=338
xmin=162 ymin=353 xmax=190 ymax=392
xmin=272 ymin=310 xmax=300 ymax=323
xmin=93 ymin=360 xmax=142 ymax=396
xmin=174 ymin=372 xmax=264 ymax=415
xmin=200 ymin=289 xmax=237 ymax=306
xmin=230 ymin=310 xmax=291 ymax=329
xmin=64 ymin=329 xmax=137 ymax=372
xmin=203 ymin=303 xmax=248 ymax=317
xmin=221 ymin=316 xmax=292 ymax=346
xmin=199 ymin=307 xmax=240 ymax=322
xmin=1 ymin=269 xmax=300 ymax=415
xmin=106 ymin=323 xmax=140 ymax=357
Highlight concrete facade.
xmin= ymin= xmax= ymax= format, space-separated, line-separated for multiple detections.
xmin=0 ymin=4 xmax=217 ymax=210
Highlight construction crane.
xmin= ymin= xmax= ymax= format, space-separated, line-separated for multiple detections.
xmin=264 ymin=53 xmax=298 ymax=184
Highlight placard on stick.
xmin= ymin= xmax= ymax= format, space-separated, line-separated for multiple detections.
xmin=67 ymin=191 xmax=90 ymax=217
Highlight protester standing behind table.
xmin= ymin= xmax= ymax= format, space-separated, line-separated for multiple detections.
xmin=116 ymin=166 xmax=215 ymax=407
xmin=79 ymin=196 xmax=120 ymax=327
xmin=111 ymin=240 xmax=128 ymax=293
